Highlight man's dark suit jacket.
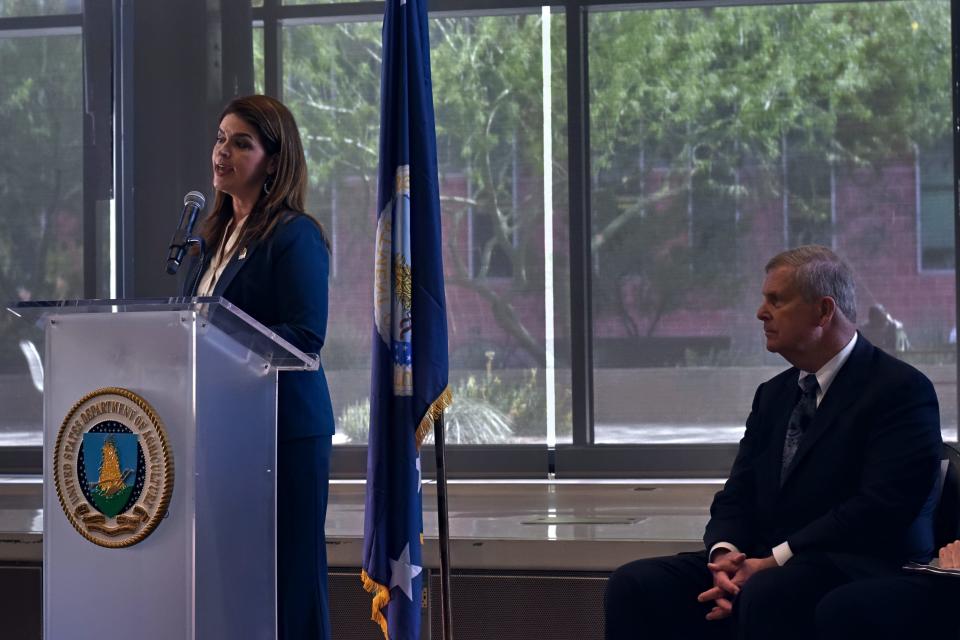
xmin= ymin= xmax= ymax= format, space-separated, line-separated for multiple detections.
xmin=182 ymin=211 xmax=335 ymax=441
xmin=705 ymin=334 xmax=942 ymax=567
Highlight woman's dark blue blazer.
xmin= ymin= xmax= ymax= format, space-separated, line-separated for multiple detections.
xmin=182 ymin=211 xmax=335 ymax=440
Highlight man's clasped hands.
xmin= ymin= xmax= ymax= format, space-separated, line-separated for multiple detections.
xmin=696 ymin=552 xmax=779 ymax=621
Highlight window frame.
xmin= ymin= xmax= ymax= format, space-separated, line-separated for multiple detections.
xmin=251 ymin=0 xmax=960 ymax=479
xmin=3 ymin=0 xmax=956 ymax=480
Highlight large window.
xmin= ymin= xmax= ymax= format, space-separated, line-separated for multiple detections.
xmin=277 ymin=10 xmax=572 ymax=447
xmin=3 ymin=0 xmax=945 ymax=475
xmin=0 ymin=6 xmax=88 ymax=447
xmin=588 ymin=1 xmax=956 ymax=445
xmin=254 ymin=0 xmax=958 ymax=475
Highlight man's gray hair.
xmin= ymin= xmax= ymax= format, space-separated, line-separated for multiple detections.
xmin=765 ymin=245 xmax=857 ymax=323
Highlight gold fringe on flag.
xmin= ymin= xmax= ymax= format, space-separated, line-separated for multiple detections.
xmin=415 ymin=385 xmax=453 ymax=448
xmin=363 ymin=387 xmax=452 ymax=638
xmin=361 ymin=569 xmax=391 ymax=640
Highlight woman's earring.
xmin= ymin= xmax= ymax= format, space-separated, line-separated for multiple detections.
xmin=263 ymin=175 xmax=275 ymax=196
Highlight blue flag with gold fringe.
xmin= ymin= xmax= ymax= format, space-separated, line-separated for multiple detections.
xmin=361 ymin=0 xmax=450 ymax=638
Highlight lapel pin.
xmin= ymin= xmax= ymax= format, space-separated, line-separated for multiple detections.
xmin=238 ymin=247 xmax=247 ymax=260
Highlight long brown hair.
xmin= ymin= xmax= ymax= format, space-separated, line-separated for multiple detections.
xmin=198 ymin=94 xmax=327 ymax=255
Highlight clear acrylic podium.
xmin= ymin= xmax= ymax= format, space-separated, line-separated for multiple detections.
xmin=9 ymin=298 xmax=319 ymax=640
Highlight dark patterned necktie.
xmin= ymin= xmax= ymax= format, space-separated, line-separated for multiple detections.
xmin=781 ymin=374 xmax=820 ymax=484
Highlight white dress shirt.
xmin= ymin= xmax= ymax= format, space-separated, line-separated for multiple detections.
xmin=196 ymin=216 xmax=248 ymax=297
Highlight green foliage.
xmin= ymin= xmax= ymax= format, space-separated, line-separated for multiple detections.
xmin=337 ymin=399 xmax=374 ymax=444
xmin=279 ymin=3 xmax=951 ymax=356
xmin=336 ymin=385 xmax=515 ymax=445
xmin=0 ymin=29 xmax=83 ymax=368
xmin=283 ymin=15 xmax=567 ymax=364
xmin=430 ymin=14 xmax=568 ymax=365
xmin=284 ymin=22 xmax=382 ymax=199
xmin=421 ymin=394 xmax=513 ymax=446
xmin=336 ymin=364 xmax=572 ymax=443
xmin=0 ymin=0 xmax=76 ymax=18
xmin=591 ymin=3 xmax=949 ymax=172
xmin=589 ymin=2 xmax=951 ymax=336
xmin=0 ymin=35 xmax=83 ymax=299
xmin=451 ymin=366 xmax=572 ymax=439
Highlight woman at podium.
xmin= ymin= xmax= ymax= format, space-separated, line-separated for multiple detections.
xmin=185 ymin=94 xmax=334 ymax=640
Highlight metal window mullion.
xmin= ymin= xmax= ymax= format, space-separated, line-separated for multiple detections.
xmin=81 ymin=1 xmax=112 ymax=299
xmin=221 ymin=0 xmax=254 ymax=99
xmin=276 ymin=0 xmax=541 ymax=22
xmin=114 ymin=0 xmax=134 ymax=297
xmin=566 ymin=0 xmax=594 ymax=448
xmin=251 ymin=0 xmax=901 ymax=24
xmin=0 ymin=13 xmax=81 ymax=35
xmin=951 ymin=0 xmax=960 ymax=443
xmin=263 ymin=0 xmax=282 ymax=100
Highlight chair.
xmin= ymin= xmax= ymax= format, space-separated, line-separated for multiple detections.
xmin=933 ymin=442 xmax=960 ymax=551
xmin=929 ymin=443 xmax=960 ymax=639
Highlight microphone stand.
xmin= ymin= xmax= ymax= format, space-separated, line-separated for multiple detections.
xmin=184 ymin=237 xmax=207 ymax=297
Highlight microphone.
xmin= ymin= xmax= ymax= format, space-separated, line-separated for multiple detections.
xmin=165 ymin=191 xmax=206 ymax=275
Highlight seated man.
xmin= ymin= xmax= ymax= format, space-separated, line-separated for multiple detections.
xmin=605 ymin=246 xmax=942 ymax=640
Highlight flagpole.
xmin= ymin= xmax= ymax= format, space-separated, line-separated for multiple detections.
xmin=433 ymin=412 xmax=454 ymax=640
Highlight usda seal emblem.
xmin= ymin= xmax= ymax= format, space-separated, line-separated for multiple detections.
xmin=54 ymin=388 xmax=174 ymax=548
